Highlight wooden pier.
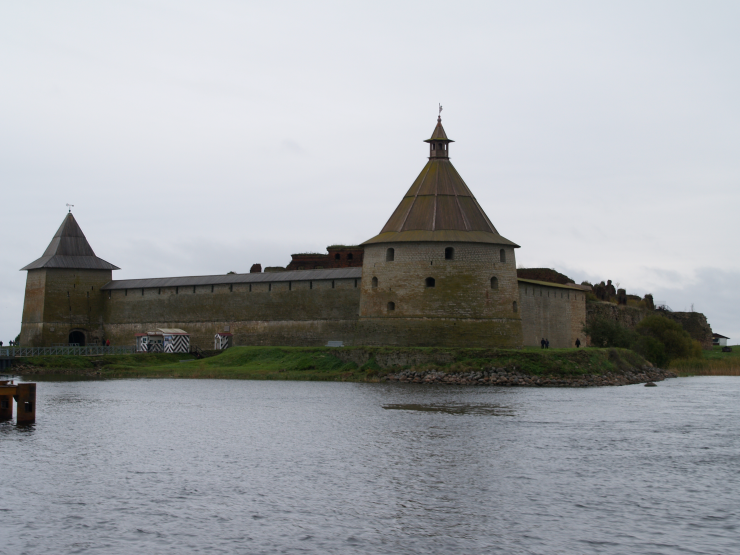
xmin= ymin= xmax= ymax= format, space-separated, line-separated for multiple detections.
xmin=0 ymin=381 xmax=36 ymax=424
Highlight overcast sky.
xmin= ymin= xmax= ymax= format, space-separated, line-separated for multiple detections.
xmin=1 ymin=1 xmax=738 ymax=344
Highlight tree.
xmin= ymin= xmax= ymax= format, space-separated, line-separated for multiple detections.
xmin=635 ymin=315 xmax=700 ymax=363
xmin=582 ymin=318 xmax=637 ymax=349
xmin=583 ymin=315 xmax=701 ymax=367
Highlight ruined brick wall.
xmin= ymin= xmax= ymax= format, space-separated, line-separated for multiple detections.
xmin=585 ymin=302 xmax=713 ymax=350
xmin=518 ymin=282 xmax=587 ymax=348
xmin=586 ymin=301 xmax=649 ymax=330
xmin=659 ymin=311 xmax=713 ymax=349
xmin=516 ymin=268 xmax=574 ymax=285
xmin=20 ymin=268 xmax=112 ymax=347
xmin=358 ymin=242 xmax=523 ymax=348
xmin=286 ymin=247 xmax=364 ymax=271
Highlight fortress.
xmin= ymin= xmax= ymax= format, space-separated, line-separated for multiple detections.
xmin=19 ymin=117 xmax=589 ymax=349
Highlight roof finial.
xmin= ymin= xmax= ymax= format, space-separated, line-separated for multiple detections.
xmin=438 ymin=103 xmax=443 ymax=122
xmin=66 ymin=204 xmax=74 ymax=213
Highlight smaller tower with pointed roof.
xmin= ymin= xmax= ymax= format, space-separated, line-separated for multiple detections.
xmin=357 ymin=116 xmax=523 ymax=348
xmin=19 ymin=213 xmax=119 ymax=347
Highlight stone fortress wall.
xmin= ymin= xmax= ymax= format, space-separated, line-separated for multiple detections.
xmin=518 ymin=279 xmax=587 ymax=348
xmin=20 ymin=263 xmax=587 ymax=349
xmin=20 ymin=268 xmax=113 ymax=347
xmin=356 ymin=241 xmax=526 ymax=348
xmin=19 ymin=116 xmax=591 ymax=350
xmin=101 ymin=275 xmax=361 ymax=348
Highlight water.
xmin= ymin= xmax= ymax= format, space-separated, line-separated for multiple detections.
xmin=1 ymin=376 xmax=738 ymax=555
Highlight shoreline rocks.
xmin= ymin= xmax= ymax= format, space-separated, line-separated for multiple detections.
xmin=383 ymin=366 xmax=677 ymax=387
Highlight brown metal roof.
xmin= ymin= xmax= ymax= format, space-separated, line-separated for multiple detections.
xmin=363 ymin=119 xmax=519 ymax=246
xmin=101 ymin=267 xmax=362 ymax=290
xmin=424 ymin=116 xmax=453 ymax=142
xmin=517 ymin=278 xmax=592 ymax=291
xmin=21 ymin=213 xmax=120 ymax=271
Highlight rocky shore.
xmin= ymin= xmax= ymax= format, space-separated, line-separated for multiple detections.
xmin=384 ymin=366 xmax=677 ymax=387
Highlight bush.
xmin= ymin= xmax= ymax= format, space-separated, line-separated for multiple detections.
xmin=635 ymin=315 xmax=699 ymax=363
xmin=582 ymin=318 xmax=637 ymax=349
xmin=583 ymin=315 xmax=701 ymax=367
xmin=632 ymin=335 xmax=667 ymax=368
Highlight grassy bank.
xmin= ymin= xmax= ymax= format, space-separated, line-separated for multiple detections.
xmin=11 ymin=346 xmax=652 ymax=381
xmin=669 ymin=345 xmax=740 ymax=376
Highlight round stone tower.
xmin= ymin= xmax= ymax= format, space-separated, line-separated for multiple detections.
xmin=357 ymin=116 xmax=523 ymax=348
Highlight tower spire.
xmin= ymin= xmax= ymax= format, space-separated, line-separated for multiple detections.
xmin=424 ymin=111 xmax=453 ymax=159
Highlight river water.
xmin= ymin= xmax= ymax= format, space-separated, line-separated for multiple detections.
xmin=1 ymin=376 xmax=738 ymax=555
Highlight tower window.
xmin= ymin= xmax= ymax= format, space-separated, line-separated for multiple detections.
xmin=310 ymin=281 xmax=313 ymax=290
xmin=193 ymin=286 xmax=196 ymax=294
xmin=387 ymin=301 xmax=395 ymax=312
xmin=229 ymin=284 xmax=233 ymax=292
xmin=211 ymin=285 xmax=213 ymax=293
xmin=335 ymin=253 xmax=340 ymax=260
xmin=425 ymin=277 xmax=435 ymax=288
xmin=372 ymin=277 xmax=378 ymax=288
xmin=289 ymin=282 xmax=292 ymax=291
xmin=141 ymin=289 xmax=144 ymax=296
xmin=124 ymin=290 xmax=127 ymax=296
xmin=332 ymin=280 xmax=335 ymax=289
xmin=445 ymin=247 xmax=454 ymax=260
xmin=268 ymin=283 xmax=272 ymax=292
xmin=249 ymin=284 xmax=252 ymax=292
xmin=176 ymin=287 xmax=179 ymax=294
xmin=386 ymin=248 xmax=395 ymax=262
xmin=499 ymin=249 xmax=506 ymax=263
xmin=354 ymin=279 xmax=358 ymax=288
xmin=159 ymin=288 xmax=161 ymax=295
xmin=491 ymin=277 xmax=498 ymax=290
xmin=513 ymin=301 xmax=518 ymax=313
xmin=347 ymin=253 xmax=353 ymax=261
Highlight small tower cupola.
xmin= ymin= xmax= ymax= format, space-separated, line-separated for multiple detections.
xmin=424 ymin=115 xmax=454 ymax=160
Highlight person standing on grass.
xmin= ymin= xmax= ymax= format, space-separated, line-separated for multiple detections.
xmin=546 ymin=339 xmax=550 ymax=349
xmin=541 ymin=338 xmax=546 ymax=349
xmin=575 ymin=338 xmax=581 ymax=348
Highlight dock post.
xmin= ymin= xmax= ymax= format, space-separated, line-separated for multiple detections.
xmin=15 ymin=383 xmax=36 ymax=425
xmin=0 ymin=383 xmax=12 ymax=421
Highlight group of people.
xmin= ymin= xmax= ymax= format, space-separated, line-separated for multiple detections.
xmin=0 ymin=340 xmax=18 ymax=347
xmin=540 ymin=338 xmax=582 ymax=349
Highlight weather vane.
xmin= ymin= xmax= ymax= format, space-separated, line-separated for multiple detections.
xmin=439 ymin=103 xmax=443 ymax=116
xmin=66 ymin=204 xmax=74 ymax=213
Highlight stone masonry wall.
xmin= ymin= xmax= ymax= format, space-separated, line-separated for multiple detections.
xmin=360 ymin=242 xmax=521 ymax=318
xmin=20 ymin=268 xmax=113 ymax=347
xmin=358 ymin=242 xmax=522 ymax=347
xmin=518 ymin=282 xmax=587 ymax=348
xmin=100 ymin=277 xmax=361 ymax=347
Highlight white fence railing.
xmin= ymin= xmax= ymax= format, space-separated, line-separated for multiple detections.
xmin=0 ymin=346 xmax=137 ymax=357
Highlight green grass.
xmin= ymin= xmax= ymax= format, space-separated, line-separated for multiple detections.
xmin=670 ymin=345 xmax=740 ymax=376
xmin=14 ymin=346 xmax=652 ymax=381
xmin=18 ymin=353 xmax=197 ymax=371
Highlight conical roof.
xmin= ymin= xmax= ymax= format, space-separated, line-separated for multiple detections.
xmin=424 ymin=116 xmax=452 ymax=142
xmin=21 ymin=213 xmax=120 ymax=271
xmin=362 ymin=119 xmax=518 ymax=246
